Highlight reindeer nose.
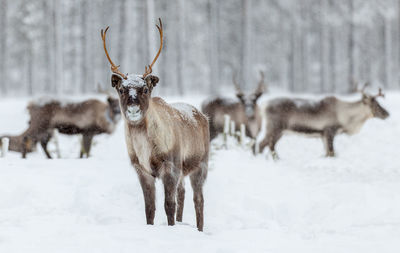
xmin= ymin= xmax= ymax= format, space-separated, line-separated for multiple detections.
xmin=128 ymin=96 xmax=139 ymax=105
xmin=127 ymin=106 xmax=140 ymax=114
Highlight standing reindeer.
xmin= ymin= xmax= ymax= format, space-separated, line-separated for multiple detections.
xmin=259 ymin=86 xmax=389 ymax=159
xmin=201 ymin=71 xmax=265 ymax=140
xmin=21 ymin=96 xmax=121 ymax=159
xmin=101 ymin=19 xmax=209 ymax=231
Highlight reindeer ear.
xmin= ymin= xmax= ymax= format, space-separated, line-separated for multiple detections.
xmin=111 ymin=74 xmax=123 ymax=88
xmin=144 ymin=75 xmax=159 ymax=90
xmin=107 ymin=96 xmax=113 ymax=104
xmin=236 ymin=92 xmax=244 ymax=101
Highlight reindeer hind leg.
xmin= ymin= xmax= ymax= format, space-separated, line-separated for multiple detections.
xmin=189 ymin=162 xmax=207 ymax=231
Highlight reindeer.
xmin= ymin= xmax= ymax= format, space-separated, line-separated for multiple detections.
xmin=21 ymin=96 xmax=121 ymax=159
xmin=201 ymin=71 xmax=265 ymax=141
xmin=101 ymin=19 xmax=209 ymax=231
xmin=0 ymin=130 xmax=42 ymax=154
xmin=258 ymin=85 xmax=389 ymax=159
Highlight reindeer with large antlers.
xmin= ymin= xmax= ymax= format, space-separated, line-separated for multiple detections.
xmin=101 ymin=19 xmax=209 ymax=231
xmin=258 ymin=84 xmax=389 ymax=159
xmin=201 ymin=71 xmax=266 ymax=141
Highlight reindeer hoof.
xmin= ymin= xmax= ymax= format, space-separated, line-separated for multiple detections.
xmin=326 ymin=152 xmax=335 ymax=157
xmin=271 ymin=151 xmax=280 ymax=161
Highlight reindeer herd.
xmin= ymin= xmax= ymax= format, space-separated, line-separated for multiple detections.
xmin=0 ymin=19 xmax=391 ymax=232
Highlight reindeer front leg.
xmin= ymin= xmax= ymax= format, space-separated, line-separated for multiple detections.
xmin=176 ymin=179 xmax=185 ymax=222
xmin=323 ymin=127 xmax=337 ymax=157
xmin=161 ymin=162 xmax=179 ymax=226
xmin=137 ymin=168 xmax=156 ymax=225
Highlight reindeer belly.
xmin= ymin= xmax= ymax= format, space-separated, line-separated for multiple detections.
xmin=288 ymin=113 xmax=333 ymax=131
xmin=285 ymin=125 xmax=323 ymax=138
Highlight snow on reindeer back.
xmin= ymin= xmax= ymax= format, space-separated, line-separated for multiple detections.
xmin=171 ymin=103 xmax=197 ymax=123
xmin=30 ymin=96 xmax=76 ymax=107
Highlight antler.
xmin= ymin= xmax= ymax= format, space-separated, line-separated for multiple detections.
xmin=143 ymin=18 xmax=164 ymax=78
xmin=232 ymin=72 xmax=244 ymax=97
xmin=357 ymin=82 xmax=369 ymax=96
xmin=255 ymin=71 xmax=266 ymax=95
xmin=350 ymin=78 xmax=358 ymax=93
xmin=101 ymin=26 xmax=127 ymax=80
xmin=374 ymin=87 xmax=385 ymax=98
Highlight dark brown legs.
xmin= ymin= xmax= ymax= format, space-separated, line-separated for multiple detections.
xmin=162 ymin=171 xmax=179 ymax=226
xmin=137 ymin=161 xmax=207 ymax=232
xmin=176 ymin=179 xmax=185 ymax=222
xmin=80 ymin=134 xmax=94 ymax=158
xmin=138 ymin=171 xmax=156 ymax=225
xmin=190 ymin=164 xmax=207 ymax=231
xmin=40 ymin=139 xmax=52 ymax=159
xmin=323 ymin=127 xmax=337 ymax=157
xmin=259 ymin=127 xmax=282 ymax=160
xmin=40 ymin=131 xmax=53 ymax=159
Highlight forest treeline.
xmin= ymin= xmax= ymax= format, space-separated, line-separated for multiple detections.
xmin=0 ymin=0 xmax=399 ymax=96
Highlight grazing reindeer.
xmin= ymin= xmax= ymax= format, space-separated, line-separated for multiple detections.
xmin=259 ymin=86 xmax=389 ymax=159
xmin=0 ymin=130 xmax=42 ymax=154
xmin=21 ymin=96 xmax=121 ymax=159
xmin=201 ymin=71 xmax=265 ymax=140
xmin=101 ymin=19 xmax=209 ymax=231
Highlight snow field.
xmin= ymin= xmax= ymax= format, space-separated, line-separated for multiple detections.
xmin=0 ymin=93 xmax=399 ymax=252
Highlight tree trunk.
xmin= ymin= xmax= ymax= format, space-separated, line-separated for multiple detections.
xmin=348 ymin=0 xmax=356 ymax=93
xmin=177 ymin=0 xmax=186 ymax=95
xmin=240 ymin=0 xmax=252 ymax=88
xmin=319 ymin=0 xmax=329 ymax=93
xmin=383 ymin=16 xmax=392 ymax=89
xmin=80 ymin=0 xmax=88 ymax=93
xmin=145 ymin=0 xmax=156 ymax=71
xmin=53 ymin=0 xmax=64 ymax=95
xmin=117 ymin=0 xmax=127 ymax=69
xmin=0 ymin=0 xmax=8 ymax=95
xmin=208 ymin=0 xmax=219 ymax=94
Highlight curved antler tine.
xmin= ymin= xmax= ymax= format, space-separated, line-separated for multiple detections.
xmin=143 ymin=18 xmax=164 ymax=78
xmin=101 ymin=26 xmax=127 ymax=79
xmin=357 ymin=82 xmax=368 ymax=96
xmin=232 ymin=72 xmax=243 ymax=96
xmin=255 ymin=71 xmax=265 ymax=95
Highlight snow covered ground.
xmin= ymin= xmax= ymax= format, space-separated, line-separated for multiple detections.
xmin=0 ymin=92 xmax=400 ymax=253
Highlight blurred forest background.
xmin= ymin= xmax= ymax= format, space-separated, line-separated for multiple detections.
xmin=1 ymin=0 xmax=400 ymax=97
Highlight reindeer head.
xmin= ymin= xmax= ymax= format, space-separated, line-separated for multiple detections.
xmin=101 ymin=19 xmax=163 ymax=125
xmin=233 ymin=71 xmax=265 ymax=119
xmin=107 ymin=96 xmax=121 ymax=118
xmin=358 ymin=84 xmax=389 ymax=119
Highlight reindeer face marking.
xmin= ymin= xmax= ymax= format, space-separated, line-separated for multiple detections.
xmin=365 ymin=97 xmax=389 ymax=119
xmin=233 ymin=71 xmax=265 ymax=120
xmin=111 ymin=74 xmax=159 ymax=125
xmin=237 ymin=94 xmax=258 ymax=119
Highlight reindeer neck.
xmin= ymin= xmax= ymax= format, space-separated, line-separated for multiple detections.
xmin=338 ymin=99 xmax=373 ymax=135
xmin=142 ymin=98 xmax=175 ymax=152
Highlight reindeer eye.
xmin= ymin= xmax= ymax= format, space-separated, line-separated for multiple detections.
xmin=143 ymin=87 xmax=149 ymax=94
